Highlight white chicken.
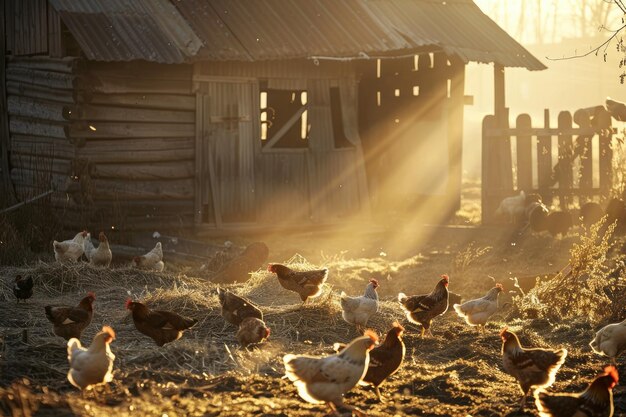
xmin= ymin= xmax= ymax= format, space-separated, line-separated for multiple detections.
xmin=86 ymin=232 xmax=112 ymax=267
xmin=340 ymin=279 xmax=379 ymax=334
xmin=67 ymin=326 xmax=116 ymax=391
xmin=84 ymin=233 xmax=96 ymax=260
xmin=53 ymin=231 xmax=88 ymax=263
xmin=131 ymin=242 xmax=164 ymax=271
xmin=590 ymin=319 xmax=626 ymax=363
xmin=453 ymin=284 xmax=503 ymax=333
xmin=283 ymin=331 xmax=378 ymax=416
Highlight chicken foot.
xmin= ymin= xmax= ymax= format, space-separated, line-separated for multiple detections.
xmin=332 ymin=399 xmax=367 ymax=417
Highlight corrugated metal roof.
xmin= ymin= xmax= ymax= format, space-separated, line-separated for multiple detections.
xmin=51 ymin=0 xmax=545 ymax=70
xmin=49 ymin=0 xmax=202 ymax=64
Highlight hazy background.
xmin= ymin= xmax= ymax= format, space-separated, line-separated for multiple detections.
xmin=463 ymin=0 xmax=624 ymax=179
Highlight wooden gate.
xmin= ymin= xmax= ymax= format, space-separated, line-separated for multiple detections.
xmin=482 ymin=107 xmax=614 ymax=223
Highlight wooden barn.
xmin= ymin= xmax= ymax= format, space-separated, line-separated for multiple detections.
xmin=0 ymin=0 xmax=544 ymax=233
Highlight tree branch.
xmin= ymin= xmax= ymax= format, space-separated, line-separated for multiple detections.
xmin=545 ymin=23 xmax=626 ymax=61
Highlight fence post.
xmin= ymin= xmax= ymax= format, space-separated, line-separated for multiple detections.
xmin=596 ymin=108 xmax=613 ymax=195
xmin=573 ymin=109 xmax=593 ymax=203
xmin=481 ymin=115 xmax=498 ymax=224
xmin=516 ymin=114 xmax=532 ymax=192
xmin=557 ymin=111 xmax=574 ymax=208
xmin=537 ymin=109 xmax=552 ymax=206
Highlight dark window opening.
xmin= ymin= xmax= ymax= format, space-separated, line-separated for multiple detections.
xmin=260 ymin=83 xmax=308 ymax=149
xmin=330 ymin=87 xmax=353 ymax=149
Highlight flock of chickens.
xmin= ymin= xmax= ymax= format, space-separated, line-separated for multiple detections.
xmin=10 ymin=230 xmax=626 ymax=416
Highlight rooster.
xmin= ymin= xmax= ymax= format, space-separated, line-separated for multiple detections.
xmin=13 ymin=275 xmax=33 ymax=302
xmin=236 ymin=317 xmax=270 ymax=347
xmin=500 ymin=328 xmax=567 ymax=410
xmin=67 ymin=326 xmax=115 ymax=392
xmin=85 ymin=232 xmax=112 ymax=267
xmin=340 ymin=279 xmax=379 ymax=334
xmin=217 ymin=287 xmax=263 ymax=327
xmin=398 ymin=274 xmax=449 ymax=337
xmin=53 ymin=231 xmax=88 ymax=263
xmin=589 ymin=319 xmax=626 ymax=363
xmin=132 ymin=242 xmax=164 ymax=272
xmin=268 ymin=263 xmax=328 ymax=303
xmin=546 ymin=211 xmax=573 ymax=237
xmin=534 ymin=365 xmax=618 ymax=417
xmin=283 ymin=331 xmax=378 ymax=416
xmin=453 ymin=284 xmax=503 ymax=333
xmin=126 ymin=299 xmax=197 ymax=346
xmin=45 ymin=292 xmax=96 ymax=340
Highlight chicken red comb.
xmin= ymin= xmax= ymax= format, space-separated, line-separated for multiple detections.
xmin=496 ymin=283 xmax=504 ymax=290
xmin=499 ymin=327 xmax=509 ymax=337
xmin=87 ymin=291 xmax=96 ymax=299
xmin=125 ymin=298 xmax=133 ymax=310
xmin=102 ymin=326 xmax=116 ymax=340
xmin=98 ymin=231 xmax=106 ymax=240
xmin=364 ymin=329 xmax=379 ymax=343
xmin=604 ymin=365 xmax=619 ymax=385
xmin=369 ymin=279 xmax=379 ymax=286
xmin=81 ymin=230 xmax=89 ymax=237
xmin=441 ymin=274 xmax=449 ymax=282
xmin=267 ymin=264 xmax=274 ymax=272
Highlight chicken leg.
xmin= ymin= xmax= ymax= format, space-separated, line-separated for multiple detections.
xmin=334 ymin=399 xmax=367 ymax=417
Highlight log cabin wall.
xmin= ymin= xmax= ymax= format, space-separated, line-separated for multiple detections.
xmin=6 ymin=56 xmax=79 ymax=218
xmin=67 ymin=61 xmax=196 ymax=232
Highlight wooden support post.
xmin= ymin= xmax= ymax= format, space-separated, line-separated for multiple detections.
xmin=494 ymin=64 xmax=506 ymax=121
xmin=537 ymin=109 xmax=553 ymax=206
xmin=557 ymin=111 xmax=574 ymax=208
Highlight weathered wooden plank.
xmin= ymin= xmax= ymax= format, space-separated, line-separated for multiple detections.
xmin=68 ymin=121 xmax=195 ymax=139
xmin=557 ymin=111 xmax=573 ymax=207
xmin=194 ymin=93 xmax=203 ymax=223
xmin=10 ymin=153 xmax=73 ymax=174
xmin=7 ymin=95 xmax=66 ymax=121
xmin=7 ymin=80 xmax=76 ymax=104
xmin=573 ymin=109 xmax=593 ymax=199
xmin=85 ymin=93 xmax=195 ymax=111
xmin=516 ymin=114 xmax=533 ymax=192
xmin=10 ymin=136 xmax=75 ymax=159
xmin=537 ymin=109 xmax=553 ymax=206
xmin=9 ymin=117 xmax=67 ymax=139
xmin=91 ymin=178 xmax=194 ymax=200
xmin=0 ymin=2 xmax=14 ymax=203
xmin=90 ymin=161 xmax=194 ymax=180
xmin=65 ymin=103 xmax=194 ymax=124
xmin=88 ymin=62 xmax=192 ymax=80
xmin=78 ymin=137 xmax=193 ymax=153
xmin=481 ymin=114 xmax=498 ymax=224
xmin=6 ymin=66 xmax=78 ymax=89
xmin=78 ymin=148 xmax=194 ymax=164
xmin=597 ymin=108 xmax=613 ymax=192
xmin=87 ymin=74 xmax=191 ymax=95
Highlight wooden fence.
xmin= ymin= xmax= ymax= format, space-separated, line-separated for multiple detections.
xmin=482 ymin=107 xmax=615 ymax=223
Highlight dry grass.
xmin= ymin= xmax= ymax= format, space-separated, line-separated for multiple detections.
xmin=515 ymin=216 xmax=618 ymax=323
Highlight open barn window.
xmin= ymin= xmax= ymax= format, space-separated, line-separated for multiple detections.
xmin=260 ymin=82 xmax=309 ymax=149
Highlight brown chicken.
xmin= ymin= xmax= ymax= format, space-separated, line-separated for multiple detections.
xmin=534 ymin=365 xmax=618 ymax=417
xmin=45 ymin=292 xmax=96 ymax=340
xmin=501 ymin=328 xmax=568 ymax=410
xmin=217 ymin=287 xmax=263 ymax=326
xmin=267 ymin=263 xmax=328 ymax=303
xmin=335 ymin=322 xmax=405 ymax=402
xmin=398 ymin=274 xmax=449 ymax=337
xmin=126 ymin=299 xmax=197 ymax=346
xmin=236 ymin=317 xmax=270 ymax=347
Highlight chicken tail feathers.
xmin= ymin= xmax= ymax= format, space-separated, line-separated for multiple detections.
xmin=452 ymin=303 xmax=465 ymax=316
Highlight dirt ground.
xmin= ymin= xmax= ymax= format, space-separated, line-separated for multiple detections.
xmin=1 ymin=217 xmax=625 ymax=417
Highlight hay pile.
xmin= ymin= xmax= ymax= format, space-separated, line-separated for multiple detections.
xmin=0 ymin=254 xmax=406 ymax=390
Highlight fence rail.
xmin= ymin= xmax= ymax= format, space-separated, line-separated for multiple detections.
xmin=482 ymin=107 xmax=614 ymax=223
